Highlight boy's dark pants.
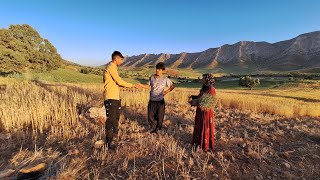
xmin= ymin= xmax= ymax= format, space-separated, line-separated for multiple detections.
xmin=104 ymin=99 xmax=121 ymax=145
xmin=148 ymin=99 xmax=165 ymax=130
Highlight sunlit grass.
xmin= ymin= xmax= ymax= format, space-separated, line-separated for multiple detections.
xmin=29 ymin=68 xmax=102 ymax=83
xmin=0 ymin=77 xmax=319 ymax=179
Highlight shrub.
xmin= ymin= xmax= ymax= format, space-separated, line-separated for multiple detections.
xmin=239 ymin=76 xmax=260 ymax=90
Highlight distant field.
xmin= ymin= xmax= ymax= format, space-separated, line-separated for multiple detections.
xmin=119 ymin=67 xmax=204 ymax=79
xmin=19 ymin=68 xmax=317 ymax=91
xmin=28 ymin=68 xmax=103 ymax=83
xmin=136 ymin=78 xmax=288 ymax=89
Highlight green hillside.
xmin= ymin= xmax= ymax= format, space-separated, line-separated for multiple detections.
xmin=30 ymin=68 xmax=102 ymax=83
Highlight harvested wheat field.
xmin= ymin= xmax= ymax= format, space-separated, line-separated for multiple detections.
xmin=0 ymin=77 xmax=319 ymax=179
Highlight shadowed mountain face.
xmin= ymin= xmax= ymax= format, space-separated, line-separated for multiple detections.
xmin=121 ymin=31 xmax=320 ymax=71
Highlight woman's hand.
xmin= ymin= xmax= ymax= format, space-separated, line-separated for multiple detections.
xmin=189 ymin=99 xmax=198 ymax=106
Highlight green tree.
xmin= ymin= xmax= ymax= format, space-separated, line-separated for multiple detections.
xmin=0 ymin=45 xmax=26 ymax=72
xmin=0 ymin=24 xmax=62 ymax=73
xmin=239 ymin=76 xmax=260 ymax=90
xmin=80 ymin=67 xmax=90 ymax=74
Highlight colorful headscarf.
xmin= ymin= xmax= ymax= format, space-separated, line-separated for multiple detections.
xmin=200 ymin=73 xmax=215 ymax=95
xmin=203 ymin=73 xmax=215 ymax=87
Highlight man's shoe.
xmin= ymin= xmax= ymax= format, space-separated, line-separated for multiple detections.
xmin=108 ymin=144 xmax=117 ymax=150
xmin=150 ymin=129 xmax=158 ymax=134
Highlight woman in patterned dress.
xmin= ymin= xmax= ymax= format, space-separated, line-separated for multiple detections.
xmin=189 ymin=73 xmax=216 ymax=151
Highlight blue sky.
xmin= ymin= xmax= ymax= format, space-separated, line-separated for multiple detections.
xmin=1 ymin=0 xmax=319 ymax=66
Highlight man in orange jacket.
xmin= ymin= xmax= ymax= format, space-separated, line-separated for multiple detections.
xmin=103 ymin=51 xmax=140 ymax=150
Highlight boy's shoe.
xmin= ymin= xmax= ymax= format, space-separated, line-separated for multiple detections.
xmin=107 ymin=143 xmax=117 ymax=150
xmin=150 ymin=129 xmax=158 ymax=134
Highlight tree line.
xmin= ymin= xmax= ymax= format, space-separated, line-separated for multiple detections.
xmin=0 ymin=24 xmax=62 ymax=73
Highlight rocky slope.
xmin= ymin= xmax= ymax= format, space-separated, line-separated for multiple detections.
xmin=121 ymin=31 xmax=320 ymax=71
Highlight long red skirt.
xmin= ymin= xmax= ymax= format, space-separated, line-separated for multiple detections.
xmin=192 ymin=107 xmax=215 ymax=151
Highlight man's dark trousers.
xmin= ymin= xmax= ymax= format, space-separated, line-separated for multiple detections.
xmin=104 ymin=99 xmax=121 ymax=145
xmin=148 ymin=99 xmax=165 ymax=131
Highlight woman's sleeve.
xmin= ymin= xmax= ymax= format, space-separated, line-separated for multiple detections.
xmin=209 ymin=87 xmax=216 ymax=96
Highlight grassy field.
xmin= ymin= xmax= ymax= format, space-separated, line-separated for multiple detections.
xmin=28 ymin=68 xmax=103 ymax=83
xmin=119 ymin=67 xmax=204 ymax=79
xmin=21 ymin=67 xmax=316 ymax=90
xmin=0 ymin=73 xmax=319 ymax=179
xmin=133 ymin=78 xmax=287 ymax=89
xmin=174 ymin=79 xmax=286 ymax=89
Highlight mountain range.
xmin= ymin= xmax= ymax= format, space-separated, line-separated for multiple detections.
xmin=121 ymin=31 xmax=320 ymax=72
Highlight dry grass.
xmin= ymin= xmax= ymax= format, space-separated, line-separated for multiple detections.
xmin=217 ymin=88 xmax=320 ymax=118
xmin=0 ymin=77 xmax=319 ymax=179
xmin=122 ymin=82 xmax=320 ymax=118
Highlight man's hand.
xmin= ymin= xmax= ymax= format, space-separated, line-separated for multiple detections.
xmin=133 ymin=83 xmax=142 ymax=88
xmin=135 ymin=83 xmax=150 ymax=89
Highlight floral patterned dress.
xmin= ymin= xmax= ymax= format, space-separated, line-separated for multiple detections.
xmin=192 ymin=86 xmax=216 ymax=151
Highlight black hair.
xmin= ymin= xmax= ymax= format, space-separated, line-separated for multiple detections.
xmin=156 ymin=62 xmax=165 ymax=70
xmin=112 ymin=51 xmax=124 ymax=60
